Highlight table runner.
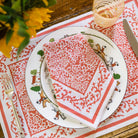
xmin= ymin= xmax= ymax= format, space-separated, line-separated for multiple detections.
xmin=0 ymin=0 xmax=137 ymax=137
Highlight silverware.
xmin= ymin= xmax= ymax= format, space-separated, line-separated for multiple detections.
xmin=2 ymin=74 xmax=25 ymax=138
xmin=123 ymin=19 xmax=138 ymax=57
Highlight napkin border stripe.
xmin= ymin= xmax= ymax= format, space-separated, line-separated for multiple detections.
xmin=57 ymin=77 xmax=115 ymax=124
xmin=76 ymin=113 xmax=138 ymax=138
xmin=92 ymin=77 xmax=115 ymax=122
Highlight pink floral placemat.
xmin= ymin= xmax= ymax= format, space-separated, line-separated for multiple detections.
xmin=0 ymin=0 xmax=137 ymax=137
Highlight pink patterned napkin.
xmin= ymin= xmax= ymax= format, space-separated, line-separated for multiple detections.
xmin=43 ymin=33 xmax=117 ymax=128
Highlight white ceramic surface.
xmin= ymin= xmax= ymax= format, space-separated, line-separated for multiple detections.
xmin=25 ymin=27 xmax=127 ymax=128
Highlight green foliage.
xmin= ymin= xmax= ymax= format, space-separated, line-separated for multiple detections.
xmin=113 ymin=73 xmax=120 ymax=79
xmin=0 ymin=0 xmax=57 ymax=57
xmin=17 ymin=37 xmax=30 ymax=56
xmin=54 ymin=94 xmax=56 ymax=99
xmin=17 ymin=27 xmax=29 ymax=37
xmin=0 ymin=5 xmax=16 ymax=15
xmin=30 ymin=69 xmax=37 ymax=75
xmin=47 ymin=0 xmax=57 ymax=7
xmin=11 ymin=0 xmax=27 ymax=12
xmin=88 ymin=39 xmax=94 ymax=43
xmin=49 ymin=38 xmax=55 ymax=42
xmin=17 ymin=18 xmax=28 ymax=29
xmin=24 ymin=0 xmax=56 ymax=10
xmin=31 ymin=86 xmax=40 ymax=92
xmin=0 ymin=14 xmax=11 ymax=22
xmin=11 ymin=0 xmax=21 ymax=12
xmin=37 ymin=50 xmax=44 ymax=56
xmin=6 ymin=29 xmax=14 ymax=44
xmin=16 ymin=18 xmax=30 ymax=56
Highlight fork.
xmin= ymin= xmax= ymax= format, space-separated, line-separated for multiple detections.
xmin=2 ymin=75 xmax=25 ymax=138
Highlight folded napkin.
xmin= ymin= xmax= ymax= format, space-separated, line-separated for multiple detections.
xmin=43 ymin=33 xmax=116 ymax=128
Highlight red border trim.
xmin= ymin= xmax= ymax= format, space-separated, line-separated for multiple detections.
xmin=126 ymin=0 xmax=138 ymax=7
xmin=0 ymin=0 xmax=137 ymax=137
xmin=35 ymin=14 xmax=93 ymax=38
xmin=33 ymin=0 xmax=138 ymax=39
xmin=76 ymin=113 xmax=138 ymax=138
xmin=58 ymin=77 xmax=115 ymax=124
xmin=0 ymin=100 xmax=12 ymax=138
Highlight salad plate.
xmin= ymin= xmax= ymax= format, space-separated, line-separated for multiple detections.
xmin=25 ymin=27 xmax=127 ymax=128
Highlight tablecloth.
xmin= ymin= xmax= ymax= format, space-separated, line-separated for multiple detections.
xmin=0 ymin=0 xmax=138 ymax=137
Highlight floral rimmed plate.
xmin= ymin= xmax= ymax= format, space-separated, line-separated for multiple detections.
xmin=25 ymin=27 xmax=127 ymax=128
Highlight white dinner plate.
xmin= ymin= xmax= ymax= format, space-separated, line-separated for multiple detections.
xmin=25 ymin=27 xmax=127 ymax=128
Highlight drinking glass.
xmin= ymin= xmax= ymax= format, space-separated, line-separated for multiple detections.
xmin=93 ymin=0 xmax=125 ymax=28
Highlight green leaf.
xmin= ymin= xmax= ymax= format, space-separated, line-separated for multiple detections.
xmin=88 ymin=39 xmax=94 ymax=43
xmin=90 ymin=43 xmax=94 ymax=48
xmin=17 ymin=37 xmax=30 ymax=56
xmin=17 ymin=27 xmax=29 ymax=37
xmin=49 ymin=38 xmax=55 ymax=42
xmin=12 ymin=0 xmax=21 ymax=12
xmin=0 ymin=5 xmax=16 ymax=14
xmin=6 ymin=29 xmax=14 ymax=44
xmin=0 ymin=14 xmax=11 ymax=22
xmin=37 ymin=50 xmax=44 ymax=56
xmin=54 ymin=94 xmax=56 ymax=99
xmin=17 ymin=18 xmax=28 ymax=29
xmin=7 ymin=20 xmax=14 ymax=28
xmin=12 ymin=0 xmax=27 ymax=11
xmin=30 ymin=69 xmax=37 ymax=75
xmin=31 ymin=86 xmax=40 ymax=92
xmin=2 ymin=1 xmax=12 ymax=7
xmin=47 ymin=0 xmax=57 ymax=7
xmin=113 ymin=73 xmax=120 ymax=79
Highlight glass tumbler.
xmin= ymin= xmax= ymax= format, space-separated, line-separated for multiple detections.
xmin=93 ymin=0 xmax=125 ymax=28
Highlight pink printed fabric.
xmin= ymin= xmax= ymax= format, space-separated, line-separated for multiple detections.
xmin=43 ymin=33 xmax=117 ymax=128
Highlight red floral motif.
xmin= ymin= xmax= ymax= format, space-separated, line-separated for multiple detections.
xmin=87 ymin=13 xmax=138 ymax=100
xmin=85 ymin=1 xmax=138 ymax=122
xmin=0 ymin=79 xmax=6 ymax=100
xmin=54 ymin=62 xmax=110 ymax=113
xmin=10 ymin=44 xmax=36 ymax=61
xmin=8 ymin=58 xmax=57 ymax=136
xmin=8 ymin=59 xmax=29 ymax=86
xmin=112 ymin=23 xmax=138 ymax=99
xmin=109 ymin=98 xmax=138 ymax=119
xmin=122 ymin=4 xmax=138 ymax=37
xmin=43 ymin=34 xmax=101 ymax=95
xmin=0 ymin=55 xmax=7 ymax=73
xmin=11 ymin=113 xmax=26 ymax=138
xmin=0 ymin=1 xmax=137 ymax=137
xmin=0 ymin=75 xmax=25 ymax=136
xmin=9 ymin=38 xmax=42 ymax=62
xmin=38 ymin=127 xmax=76 ymax=138
xmin=11 ymin=119 xmax=19 ymax=138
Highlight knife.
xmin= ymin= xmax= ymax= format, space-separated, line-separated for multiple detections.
xmin=123 ymin=19 xmax=138 ymax=57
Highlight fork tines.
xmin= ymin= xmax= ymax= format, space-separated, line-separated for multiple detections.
xmin=1 ymin=74 xmax=13 ymax=93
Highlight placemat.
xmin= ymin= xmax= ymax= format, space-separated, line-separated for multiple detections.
xmin=0 ymin=0 xmax=137 ymax=137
